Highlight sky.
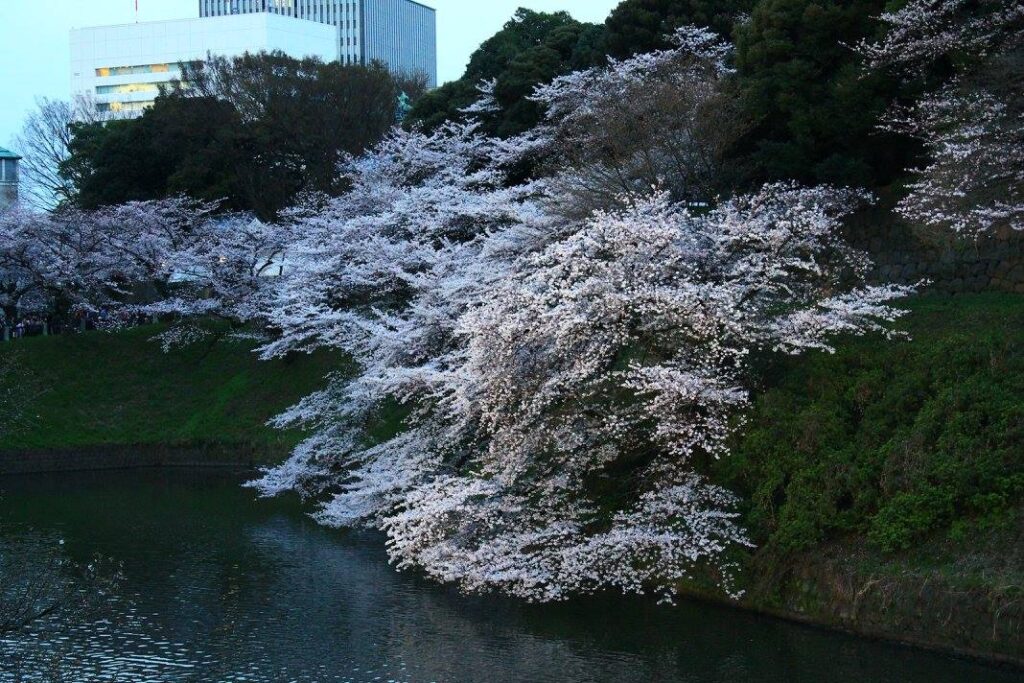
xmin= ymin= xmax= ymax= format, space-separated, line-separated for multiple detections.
xmin=0 ymin=0 xmax=621 ymax=149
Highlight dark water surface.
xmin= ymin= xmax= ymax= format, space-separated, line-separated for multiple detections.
xmin=0 ymin=469 xmax=1018 ymax=682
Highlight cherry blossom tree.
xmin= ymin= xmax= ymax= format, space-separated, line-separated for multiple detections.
xmin=0 ymin=206 xmax=120 ymax=335
xmin=251 ymin=112 xmax=912 ymax=601
xmin=0 ymin=25 xmax=917 ymax=604
xmin=0 ymin=26 xmax=910 ymax=604
xmin=858 ymin=0 xmax=1022 ymax=72
xmin=91 ymin=198 xmax=219 ymax=300
xmin=531 ymin=26 xmax=744 ymax=215
xmin=860 ymin=0 xmax=1024 ymax=233
xmin=141 ymin=212 xmax=294 ymax=348
xmin=0 ymin=209 xmax=49 ymax=339
xmin=0 ymin=198 xmax=218 ymax=338
xmin=883 ymin=87 xmax=1023 ymax=234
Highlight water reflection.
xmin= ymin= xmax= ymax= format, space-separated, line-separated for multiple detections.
xmin=0 ymin=469 xmax=1018 ymax=682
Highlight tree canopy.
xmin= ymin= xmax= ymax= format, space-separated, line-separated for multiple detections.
xmin=604 ymin=0 xmax=755 ymax=57
xmin=408 ymin=1 xmax=925 ymax=190
xmin=62 ymin=53 xmax=400 ymax=219
xmin=731 ymin=0 xmax=918 ymax=187
xmin=406 ymin=9 xmax=606 ymax=137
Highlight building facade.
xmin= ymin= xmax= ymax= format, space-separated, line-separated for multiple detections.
xmin=198 ymin=0 xmax=437 ymax=87
xmin=0 ymin=148 xmax=20 ymax=211
xmin=361 ymin=0 xmax=436 ymax=86
xmin=71 ymin=13 xmax=338 ymax=115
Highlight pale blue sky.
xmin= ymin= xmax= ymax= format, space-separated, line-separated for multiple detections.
xmin=0 ymin=0 xmax=621 ymax=148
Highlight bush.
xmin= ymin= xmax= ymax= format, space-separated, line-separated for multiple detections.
xmin=720 ymin=293 xmax=1024 ymax=555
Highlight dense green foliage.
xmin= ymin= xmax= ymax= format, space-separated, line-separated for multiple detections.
xmin=0 ymin=325 xmax=338 ymax=458
xmin=603 ymin=0 xmax=754 ymax=56
xmin=408 ymin=9 xmax=605 ymax=137
xmin=405 ymin=2 xmax=756 ymax=136
xmin=63 ymin=54 xmax=400 ymax=219
xmin=732 ymin=0 xmax=916 ymax=186
xmin=407 ymin=0 xmax=923 ymax=190
xmin=722 ymin=294 xmax=1024 ymax=556
xmin=63 ymin=98 xmax=243 ymax=212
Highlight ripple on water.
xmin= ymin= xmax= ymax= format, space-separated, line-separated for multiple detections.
xmin=0 ymin=469 xmax=1020 ymax=683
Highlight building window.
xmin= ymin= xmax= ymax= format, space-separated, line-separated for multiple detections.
xmin=96 ymin=82 xmax=164 ymax=95
xmin=1 ymin=159 xmax=17 ymax=184
xmin=97 ymin=100 xmax=156 ymax=113
xmin=95 ymin=64 xmax=175 ymax=78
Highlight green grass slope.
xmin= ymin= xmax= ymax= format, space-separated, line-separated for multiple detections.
xmin=727 ymin=293 xmax=1024 ymax=556
xmin=0 ymin=325 xmax=339 ymax=459
xmin=718 ymin=293 xmax=1024 ymax=659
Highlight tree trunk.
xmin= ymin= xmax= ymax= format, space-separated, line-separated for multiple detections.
xmin=2 ymin=306 xmax=15 ymax=341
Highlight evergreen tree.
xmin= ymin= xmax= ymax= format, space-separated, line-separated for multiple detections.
xmin=406 ymin=9 xmax=605 ymax=137
xmin=732 ymin=0 xmax=916 ymax=187
xmin=604 ymin=0 xmax=755 ymax=57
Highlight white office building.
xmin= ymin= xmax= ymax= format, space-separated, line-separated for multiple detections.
xmin=70 ymin=13 xmax=340 ymax=116
xmin=199 ymin=0 xmax=437 ymax=87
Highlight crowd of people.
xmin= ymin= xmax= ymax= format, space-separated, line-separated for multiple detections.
xmin=4 ymin=308 xmax=153 ymax=340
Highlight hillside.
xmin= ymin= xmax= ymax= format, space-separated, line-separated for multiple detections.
xmin=0 ymin=325 xmax=339 ymax=461
xmin=720 ymin=293 xmax=1024 ymax=660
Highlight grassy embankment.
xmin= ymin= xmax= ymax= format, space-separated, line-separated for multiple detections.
xmin=0 ymin=324 xmax=339 ymax=462
xmin=716 ymin=292 xmax=1024 ymax=660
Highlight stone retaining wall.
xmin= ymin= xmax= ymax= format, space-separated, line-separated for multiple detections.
xmin=0 ymin=445 xmax=267 ymax=475
xmin=760 ymin=542 xmax=1024 ymax=666
xmin=850 ymin=214 xmax=1024 ymax=294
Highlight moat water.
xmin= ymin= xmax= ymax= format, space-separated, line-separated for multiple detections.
xmin=0 ymin=469 xmax=1018 ymax=682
